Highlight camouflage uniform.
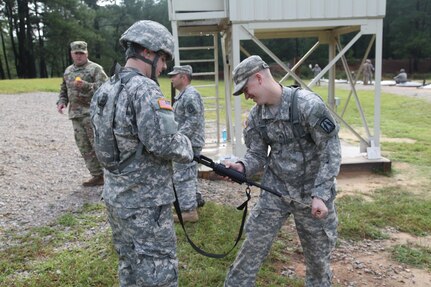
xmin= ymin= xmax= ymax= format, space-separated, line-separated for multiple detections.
xmin=172 ymin=81 xmax=205 ymax=211
xmin=393 ymin=69 xmax=407 ymax=83
xmin=311 ymin=64 xmax=322 ymax=86
xmin=362 ymin=59 xmax=374 ymax=85
xmin=90 ymin=20 xmax=193 ymax=287
xmin=225 ymin=57 xmax=341 ymax=287
xmin=57 ymin=49 xmax=107 ymax=177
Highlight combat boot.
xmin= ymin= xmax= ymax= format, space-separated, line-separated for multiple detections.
xmin=173 ymin=209 xmax=199 ymax=223
xmin=82 ymin=175 xmax=104 ymax=187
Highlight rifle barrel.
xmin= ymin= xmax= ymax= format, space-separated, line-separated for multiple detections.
xmin=250 ymin=182 xmax=282 ymax=197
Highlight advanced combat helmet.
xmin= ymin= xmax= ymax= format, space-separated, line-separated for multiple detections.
xmin=119 ymin=20 xmax=174 ymax=61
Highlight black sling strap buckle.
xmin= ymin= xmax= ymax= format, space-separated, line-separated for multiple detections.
xmin=173 ymin=183 xmax=251 ymax=259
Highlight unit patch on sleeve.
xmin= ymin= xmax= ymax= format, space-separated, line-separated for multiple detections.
xmin=319 ymin=117 xmax=336 ymax=134
xmin=158 ymin=98 xmax=173 ymax=110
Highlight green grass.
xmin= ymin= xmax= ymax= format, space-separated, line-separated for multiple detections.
xmin=0 ymin=202 xmax=302 ymax=287
xmin=337 ymin=187 xmax=431 ymax=240
xmin=0 ymin=204 xmax=117 ymax=287
xmin=392 ymin=244 xmax=431 ymax=271
xmin=0 ymin=78 xmax=63 ymax=93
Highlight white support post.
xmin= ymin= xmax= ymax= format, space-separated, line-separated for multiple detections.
xmin=368 ymin=20 xmax=383 ymax=160
xmin=328 ymin=35 xmax=336 ymax=110
xmin=232 ymin=24 xmax=246 ymax=157
xmin=171 ymin=20 xmax=180 ymax=65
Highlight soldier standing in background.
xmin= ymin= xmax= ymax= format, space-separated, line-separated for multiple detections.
xmin=224 ymin=55 xmax=341 ymax=287
xmin=311 ymin=64 xmax=322 ymax=86
xmin=362 ymin=59 xmax=374 ymax=85
xmin=91 ymin=20 xmax=193 ymax=287
xmin=56 ymin=41 xmax=108 ymax=186
xmin=168 ymin=65 xmax=206 ymax=223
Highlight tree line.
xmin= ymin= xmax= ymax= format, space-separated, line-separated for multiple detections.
xmin=0 ymin=0 xmax=430 ymax=79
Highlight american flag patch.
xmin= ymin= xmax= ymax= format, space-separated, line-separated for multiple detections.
xmin=158 ymin=98 xmax=173 ymax=110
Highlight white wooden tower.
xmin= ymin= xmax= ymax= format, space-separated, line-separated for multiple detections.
xmin=168 ymin=0 xmax=389 ymax=171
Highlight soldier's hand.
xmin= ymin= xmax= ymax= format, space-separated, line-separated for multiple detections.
xmin=223 ymin=162 xmax=244 ymax=173
xmin=221 ymin=161 xmax=244 ymax=182
xmin=57 ymin=103 xmax=66 ymax=114
xmin=311 ymin=197 xmax=328 ymax=219
xmin=74 ymin=77 xmax=85 ymax=89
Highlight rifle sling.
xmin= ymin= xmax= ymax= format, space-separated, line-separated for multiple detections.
xmin=173 ymin=183 xmax=250 ymax=259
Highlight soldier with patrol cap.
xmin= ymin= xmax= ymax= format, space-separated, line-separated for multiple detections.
xmin=168 ymin=65 xmax=205 ymax=222
xmin=57 ymin=40 xmax=108 ymax=186
xmin=223 ymin=55 xmax=341 ymax=287
xmin=90 ymin=20 xmax=193 ymax=287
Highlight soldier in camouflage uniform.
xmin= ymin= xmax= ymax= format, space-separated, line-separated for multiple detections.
xmin=90 ymin=20 xmax=193 ymax=287
xmin=224 ymin=55 xmax=341 ymax=287
xmin=362 ymin=59 xmax=374 ymax=85
xmin=57 ymin=41 xmax=108 ymax=186
xmin=168 ymin=65 xmax=205 ymax=222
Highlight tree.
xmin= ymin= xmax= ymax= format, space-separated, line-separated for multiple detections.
xmin=384 ymin=0 xmax=431 ymax=71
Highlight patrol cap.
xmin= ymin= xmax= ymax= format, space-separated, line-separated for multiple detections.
xmin=70 ymin=41 xmax=88 ymax=53
xmin=232 ymin=55 xmax=269 ymax=96
xmin=168 ymin=65 xmax=193 ymax=76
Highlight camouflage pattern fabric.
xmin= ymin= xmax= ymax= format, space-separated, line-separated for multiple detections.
xmin=232 ymin=55 xmax=269 ymax=95
xmin=70 ymin=41 xmax=87 ymax=53
xmin=168 ymin=65 xmax=192 ymax=76
xmin=172 ymin=85 xmax=205 ymax=211
xmin=91 ymin=67 xmax=193 ymax=286
xmin=362 ymin=60 xmax=374 ymax=85
xmin=57 ymin=60 xmax=107 ymax=176
xmin=58 ymin=60 xmax=108 ymax=119
xmin=106 ymin=203 xmax=178 ymax=287
xmin=225 ymin=87 xmax=341 ymax=287
xmin=119 ymin=20 xmax=175 ymax=60
xmin=71 ymin=117 xmax=102 ymax=176
xmin=95 ymin=67 xmax=193 ymax=209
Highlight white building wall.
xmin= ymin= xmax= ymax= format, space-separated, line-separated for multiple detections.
xmin=228 ymin=0 xmax=386 ymax=22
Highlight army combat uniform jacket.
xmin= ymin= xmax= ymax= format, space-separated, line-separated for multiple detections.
xmin=58 ymin=60 xmax=108 ymax=119
xmin=241 ymin=86 xmax=341 ymax=205
xmin=94 ymin=68 xmax=193 ymax=209
xmin=173 ymin=85 xmax=205 ymax=152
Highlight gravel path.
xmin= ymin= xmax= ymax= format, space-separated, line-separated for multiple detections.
xmin=0 ymin=92 xmax=251 ymax=234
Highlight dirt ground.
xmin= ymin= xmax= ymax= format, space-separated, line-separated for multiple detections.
xmin=0 ymin=91 xmax=430 ymax=286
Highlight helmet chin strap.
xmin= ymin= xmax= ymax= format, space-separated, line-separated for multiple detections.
xmin=126 ymin=45 xmax=160 ymax=85
xmin=133 ymin=53 xmax=160 ymax=85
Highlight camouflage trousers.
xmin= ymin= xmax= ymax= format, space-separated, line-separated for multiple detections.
xmin=363 ymin=73 xmax=373 ymax=85
xmin=71 ymin=117 xmax=102 ymax=176
xmin=105 ymin=203 xmax=178 ymax=287
xmin=173 ymin=160 xmax=199 ymax=211
xmin=224 ymin=196 xmax=338 ymax=287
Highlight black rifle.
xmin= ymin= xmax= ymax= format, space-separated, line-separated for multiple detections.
xmin=194 ymin=154 xmax=282 ymax=197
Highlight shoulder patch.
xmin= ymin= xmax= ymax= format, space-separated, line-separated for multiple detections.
xmin=158 ymin=98 xmax=173 ymax=110
xmin=319 ymin=117 xmax=336 ymax=134
xmin=186 ymin=103 xmax=197 ymax=114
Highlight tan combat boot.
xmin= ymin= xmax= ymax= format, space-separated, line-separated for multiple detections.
xmin=173 ymin=209 xmax=199 ymax=223
xmin=82 ymin=175 xmax=104 ymax=187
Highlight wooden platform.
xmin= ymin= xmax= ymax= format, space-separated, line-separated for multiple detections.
xmin=198 ymin=140 xmax=392 ymax=179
